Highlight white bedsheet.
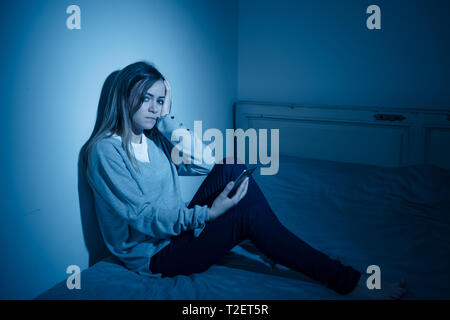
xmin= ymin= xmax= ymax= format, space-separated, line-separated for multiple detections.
xmin=36 ymin=155 xmax=450 ymax=299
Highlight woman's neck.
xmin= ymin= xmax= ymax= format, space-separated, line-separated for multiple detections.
xmin=130 ymin=125 xmax=143 ymax=144
xmin=131 ymin=134 xmax=142 ymax=144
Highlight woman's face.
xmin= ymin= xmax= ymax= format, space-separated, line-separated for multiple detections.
xmin=132 ymin=79 xmax=166 ymax=131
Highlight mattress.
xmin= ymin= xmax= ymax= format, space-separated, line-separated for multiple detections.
xmin=35 ymin=155 xmax=450 ymax=299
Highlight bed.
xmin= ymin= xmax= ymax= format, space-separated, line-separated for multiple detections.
xmin=35 ymin=102 xmax=450 ymax=300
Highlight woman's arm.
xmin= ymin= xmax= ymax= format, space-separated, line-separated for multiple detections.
xmin=156 ymin=112 xmax=216 ymax=176
xmin=155 ymin=80 xmax=215 ymax=176
xmin=87 ymin=141 xmax=211 ymax=240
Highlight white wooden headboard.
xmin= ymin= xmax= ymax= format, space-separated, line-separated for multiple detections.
xmin=234 ymin=101 xmax=450 ymax=170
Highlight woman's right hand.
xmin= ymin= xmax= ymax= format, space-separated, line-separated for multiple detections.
xmin=208 ymin=178 xmax=249 ymax=220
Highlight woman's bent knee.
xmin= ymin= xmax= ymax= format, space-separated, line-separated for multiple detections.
xmin=212 ymin=157 xmax=247 ymax=178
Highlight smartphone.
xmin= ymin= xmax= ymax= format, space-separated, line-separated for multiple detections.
xmin=227 ymin=165 xmax=259 ymax=198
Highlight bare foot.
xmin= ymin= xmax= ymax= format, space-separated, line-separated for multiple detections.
xmin=347 ymin=274 xmax=408 ymax=299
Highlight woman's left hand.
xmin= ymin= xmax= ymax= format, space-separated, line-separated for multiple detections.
xmin=160 ymin=79 xmax=172 ymax=117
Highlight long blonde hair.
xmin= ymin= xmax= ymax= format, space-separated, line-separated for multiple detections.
xmin=83 ymin=61 xmax=166 ymax=175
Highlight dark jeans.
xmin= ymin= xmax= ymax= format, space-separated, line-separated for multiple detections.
xmin=149 ymin=158 xmax=362 ymax=295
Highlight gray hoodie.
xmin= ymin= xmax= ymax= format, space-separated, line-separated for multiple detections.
xmin=86 ymin=112 xmax=215 ymax=278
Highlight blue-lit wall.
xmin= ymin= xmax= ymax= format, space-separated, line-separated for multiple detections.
xmin=0 ymin=0 xmax=237 ymax=299
xmin=238 ymin=0 xmax=450 ymax=109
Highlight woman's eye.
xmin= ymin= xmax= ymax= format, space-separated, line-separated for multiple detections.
xmin=144 ymin=97 xmax=149 ymax=102
xmin=158 ymin=100 xmax=164 ymax=105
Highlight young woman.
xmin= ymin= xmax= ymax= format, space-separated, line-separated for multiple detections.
xmin=83 ymin=61 xmax=407 ymax=299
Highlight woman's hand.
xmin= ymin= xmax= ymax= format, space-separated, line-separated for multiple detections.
xmin=160 ymin=79 xmax=172 ymax=117
xmin=208 ymin=177 xmax=249 ymax=220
